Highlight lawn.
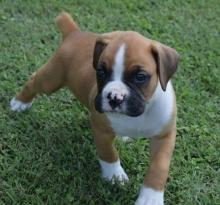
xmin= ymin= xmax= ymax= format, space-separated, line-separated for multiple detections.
xmin=0 ymin=0 xmax=219 ymax=204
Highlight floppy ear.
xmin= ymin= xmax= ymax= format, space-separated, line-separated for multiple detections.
xmin=93 ymin=39 xmax=108 ymax=69
xmin=152 ymin=42 xmax=180 ymax=91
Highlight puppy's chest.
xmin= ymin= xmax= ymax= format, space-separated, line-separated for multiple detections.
xmin=107 ymin=109 xmax=170 ymax=138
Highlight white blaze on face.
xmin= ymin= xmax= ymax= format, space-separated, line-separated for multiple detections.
xmin=102 ymin=43 xmax=129 ymax=111
xmin=112 ymin=44 xmax=126 ymax=81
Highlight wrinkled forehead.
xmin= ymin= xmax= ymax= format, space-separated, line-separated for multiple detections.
xmin=101 ymin=37 xmax=157 ymax=75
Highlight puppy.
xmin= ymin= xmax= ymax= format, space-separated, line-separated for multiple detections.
xmin=10 ymin=12 xmax=179 ymax=205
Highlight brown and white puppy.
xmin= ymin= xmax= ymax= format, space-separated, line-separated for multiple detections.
xmin=10 ymin=12 xmax=179 ymax=205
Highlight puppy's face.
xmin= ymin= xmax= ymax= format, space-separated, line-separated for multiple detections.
xmin=93 ymin=32 xmax=179 ymax=117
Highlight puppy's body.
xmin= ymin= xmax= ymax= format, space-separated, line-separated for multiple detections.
xmin=11 ymin=13 xmax=179 ymax=205
xmin=54 ymin=31 xmax=98 ymax=107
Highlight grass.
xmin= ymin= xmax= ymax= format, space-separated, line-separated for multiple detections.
xmin=0 ymin=0 xmax=219 ymax=204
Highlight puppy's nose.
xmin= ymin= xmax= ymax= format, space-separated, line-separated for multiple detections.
xmin=107 ymin=92 xmax=125 ymax=109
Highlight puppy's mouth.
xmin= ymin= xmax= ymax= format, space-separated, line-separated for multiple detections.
xmin=94 ymin=94 xmax=145 ymax=117
xmin=94 ymin=94 xmax=125 ymax=113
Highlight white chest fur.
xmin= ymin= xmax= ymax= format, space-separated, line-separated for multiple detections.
xmin=106 ymin=81 xmax=174 ymax=138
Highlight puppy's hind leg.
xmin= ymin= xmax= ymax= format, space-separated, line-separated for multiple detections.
xmin=10 ymin=51 xmax=66 ymax=111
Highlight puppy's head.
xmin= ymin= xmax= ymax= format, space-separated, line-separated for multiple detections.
xmin=93 ymin=32 xmax=179 ymax=117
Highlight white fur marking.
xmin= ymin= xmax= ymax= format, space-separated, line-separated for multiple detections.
xmin=10 ymin=97 xmax=32 ymax=111
xmin=101 ymin=44 xmax=129 ymax=112
xmin=112 ymin=44 xmax=126 ymax=81
xmin=121 ymin=136 xmax=132 ymax=142
xmin=107 ymin=81 xmax=174 ymax=138
xmin=135 ymin=186 xmax=164 ymax=205
xmin=99 ymin=159 xmax=129 ymax=184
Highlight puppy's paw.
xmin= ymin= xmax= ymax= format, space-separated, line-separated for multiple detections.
xmin=10 ymin=97 xmax=33 ymax=111
xmin=135 ymin=186 xmax=164 ymax=205
xmin=121 ymin=136 xmax=132 ymax=142
xmin=99 ymin=159 xmax=129 ymax=184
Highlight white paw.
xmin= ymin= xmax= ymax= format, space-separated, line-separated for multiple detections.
xmin=99 ymin=159 xmax=129 ymax=184
xmin=10 ymin=97 xmax=33 ymax=111
xmin=135 ymin=186 xmax=164 ymax=205
xmin=121 ymin=136 xmax=132 ymax=142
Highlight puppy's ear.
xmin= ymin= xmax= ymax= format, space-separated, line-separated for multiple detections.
xmin=152 ymin=42 xmax=180 ymax=91
xmin=93 ymin=39 xmax=108 ymax=69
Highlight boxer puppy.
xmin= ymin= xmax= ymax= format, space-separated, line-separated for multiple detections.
xmin=10 ymin=12 xmax=179 ymax=205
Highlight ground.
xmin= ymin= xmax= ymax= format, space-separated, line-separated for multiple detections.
xmin=0 ymin=0 xmax=219 ymax=204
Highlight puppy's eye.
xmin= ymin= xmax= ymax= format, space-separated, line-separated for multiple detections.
xmin=97 ymin=63 xmax=107 ymax=80
xmin=134 ymin=71 xmax=150 ymax=84
xmin=97 ymin=68 xmax=106 ymax=79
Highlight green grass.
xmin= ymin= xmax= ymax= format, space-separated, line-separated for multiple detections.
xmin=0 ymin=0 xmax=219 ymax=204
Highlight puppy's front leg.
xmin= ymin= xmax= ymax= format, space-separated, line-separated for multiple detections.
xmin=135 ymin=129 xmax=176 ymax=205
xmin=91 ymin=118 xmax=128 ymax=183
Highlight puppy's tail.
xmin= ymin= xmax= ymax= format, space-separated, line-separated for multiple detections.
xmin=55 ymin=12 xmax=80 ymax=40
